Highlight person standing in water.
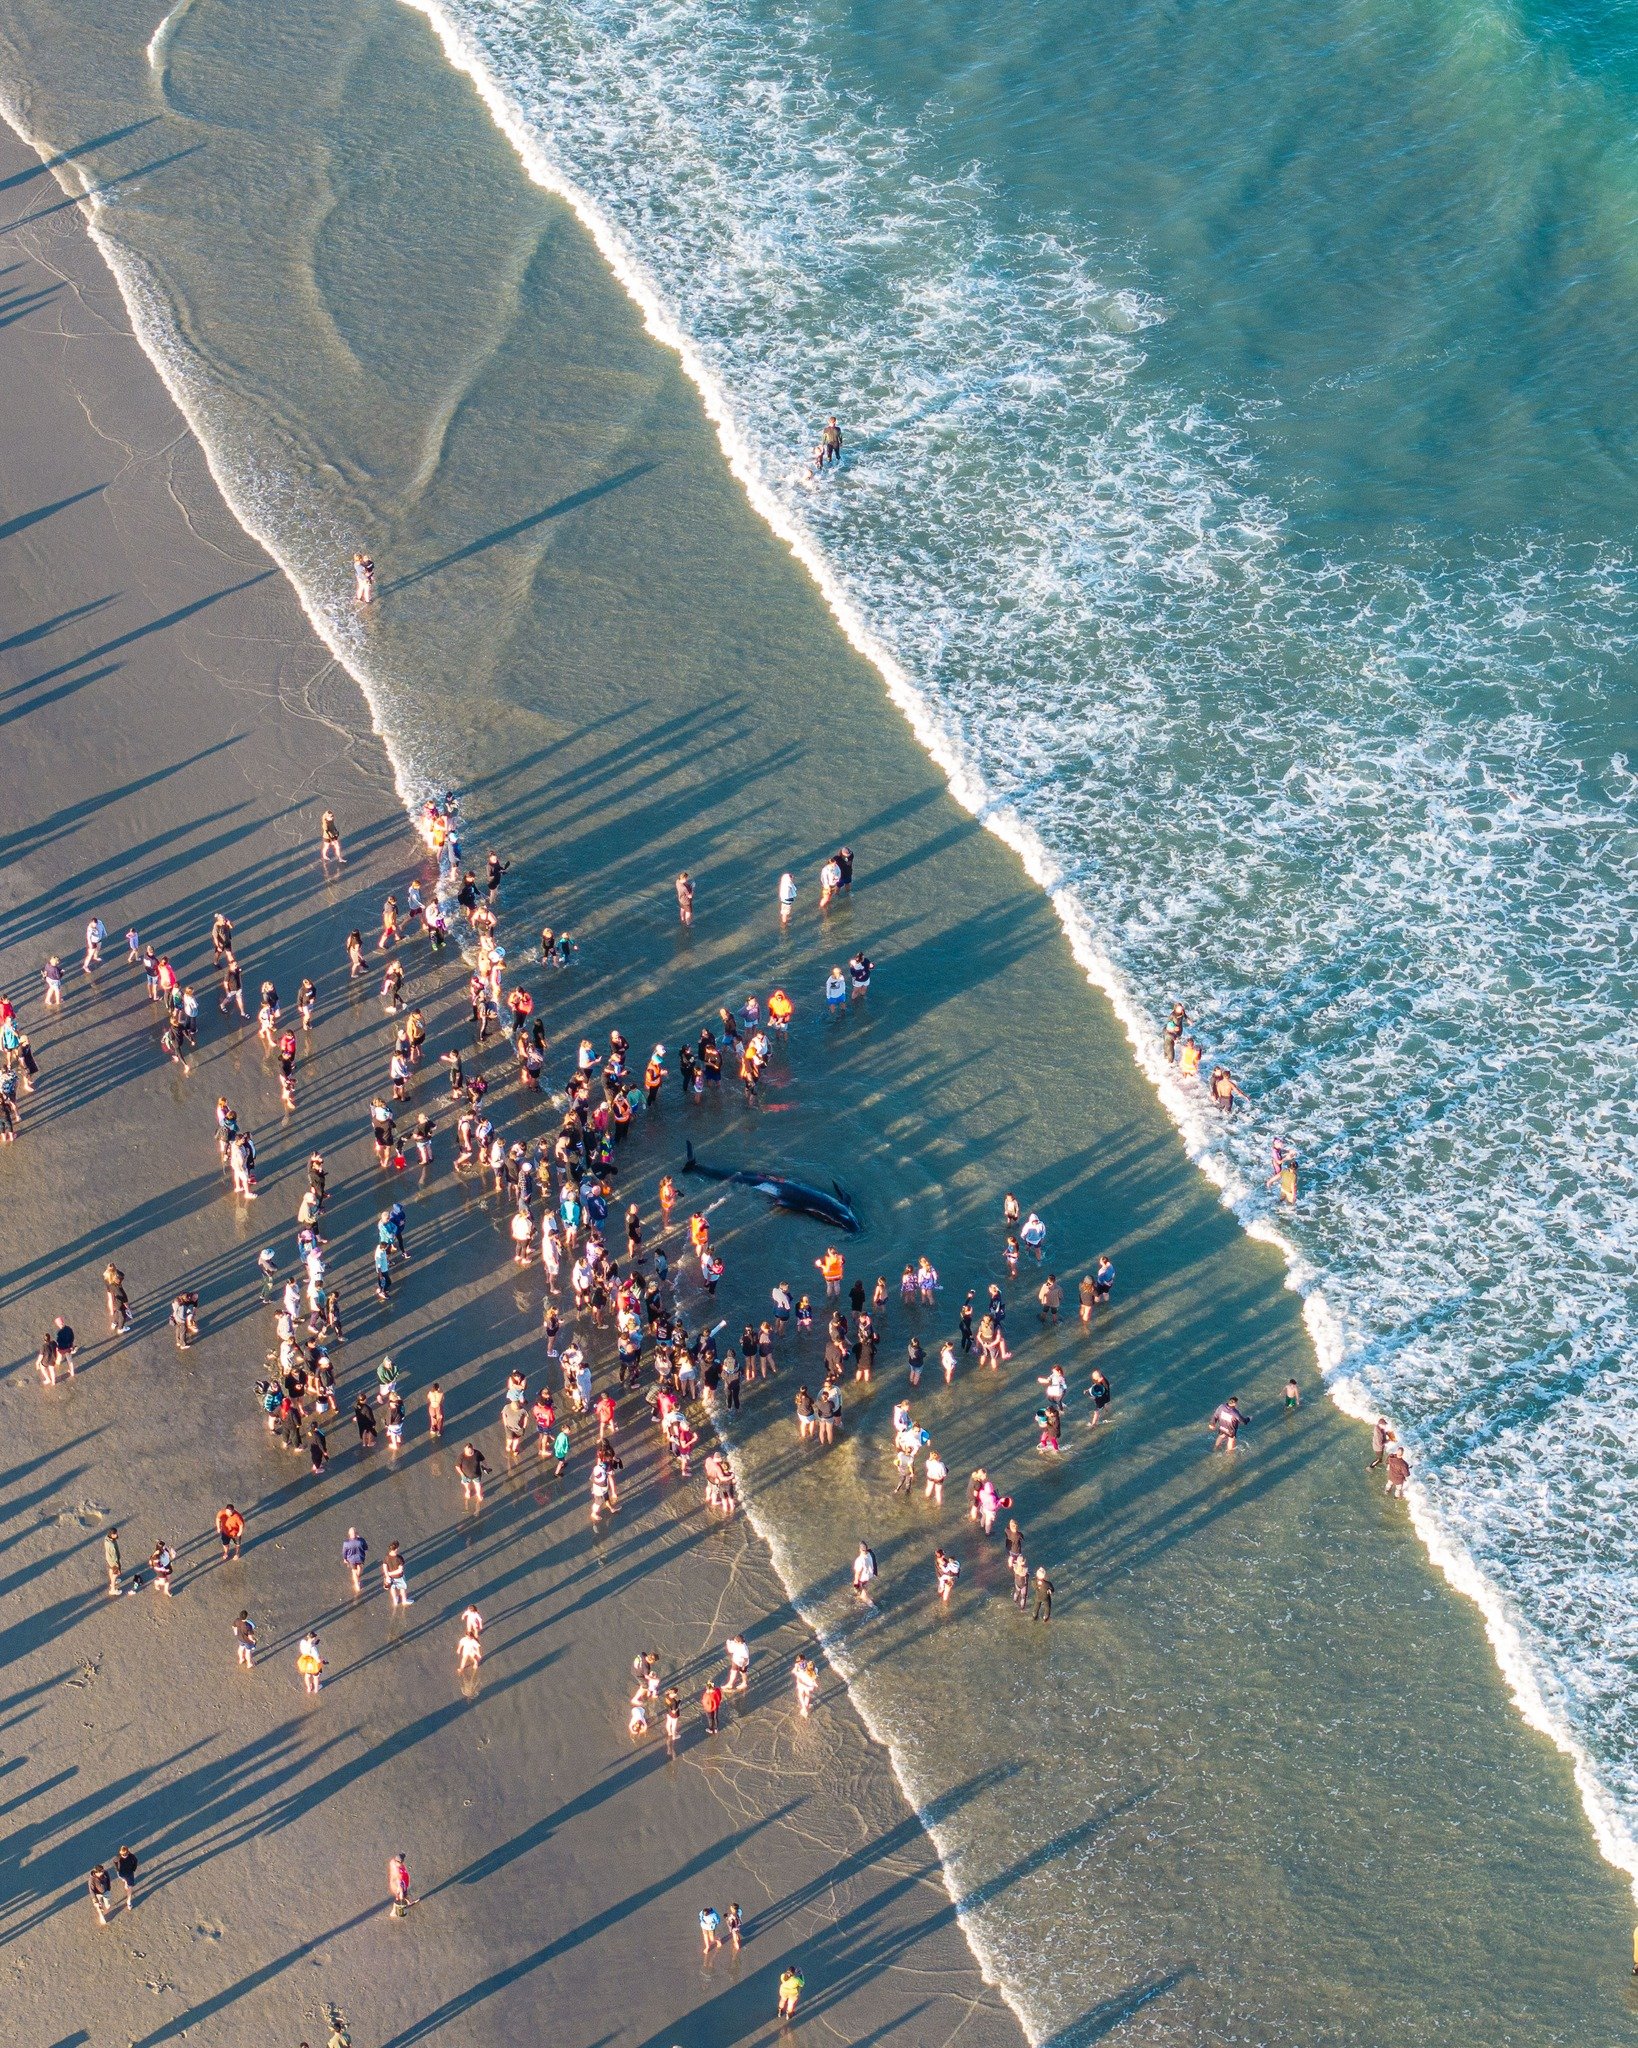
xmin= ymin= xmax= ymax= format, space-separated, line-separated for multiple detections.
xmin=1210 ymin=1397 xmax=1249 ymax=1453
xmin=815 ymin=415 xmax=842 ymax=471
xmin=1267 ymin=1142 xmax=1298 ymax=1205
xmin=353 ymin=552 xmax=375 ymax=605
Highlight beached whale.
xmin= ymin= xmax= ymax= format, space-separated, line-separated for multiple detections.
xmin=683 ymin=1141 xmax=860 ymax=1232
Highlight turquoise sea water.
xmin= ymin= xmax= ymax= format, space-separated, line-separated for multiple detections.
xmin=408 ymin=0 xmax=1638 ymax=1866
xmin=7 ymin=0 xmax=1638 ymax=2035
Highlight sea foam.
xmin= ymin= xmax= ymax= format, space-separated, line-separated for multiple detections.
xmin=391 ymin=0 xmax=1638 ymax=1942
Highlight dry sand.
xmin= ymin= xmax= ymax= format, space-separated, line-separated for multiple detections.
xmin=0 ymin=117 xmax=1026 ymax=2048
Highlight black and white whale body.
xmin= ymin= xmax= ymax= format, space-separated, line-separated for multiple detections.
xmin=682 ymin=1141 xmax=861 ymax=1233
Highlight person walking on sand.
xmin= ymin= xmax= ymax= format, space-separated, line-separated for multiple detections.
xmin=321 ymin=809 xmax=344 ymax=865
xmin=383 ymin=1541 xmax=413 ymax=1606
xmin=297 ymin=1633 xmax=325 ymax=1693
xmin=104 ymin=1263 xmax=131 ymax=1335
xmin=215 ymin=1503 xmax=244 ymax=1562
xmin=387 ymin=1853 xmax=415 ymax=1917
xmin=457 ymin=1441 xmax=489 ymax=1505
xmin=675 ymin=870 xmax=695 ymax=926
xmin=700 ymin=1904 xmax=723 ymax=1955
xmin=342 ymin=1526 xmax=368 ymax=1594
xmin=724 ymin=1635 xmax=751 ymax=1694
xmin=104 ymin=1526 xmax=122 ymax=1597
xmin=88 ymin=1862 xmax=114 ymax=1924
xmin=777 ymin=1965 xmax=806 ymax=2019
xmin=114 ymin=1845 xmax=139 ymax=1910
xmin=83 ymin=915 xmax=105 ymax=973
xmin=235 ymin=1609 xmax=256 ymax=1668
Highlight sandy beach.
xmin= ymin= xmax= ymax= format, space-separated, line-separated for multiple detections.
xmin=0 ymin=118 xmax=1025 ymax=2048
xmin=3 ymin=6 xmax=1638 ymax=2041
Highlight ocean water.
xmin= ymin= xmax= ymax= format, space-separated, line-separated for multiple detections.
xmin=7 ymin=0 xmax=1638 ymax=2036
xmin=406 ymin=0 xmax=1638 ymax=1881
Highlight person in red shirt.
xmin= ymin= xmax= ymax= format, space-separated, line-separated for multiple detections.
xmin=701 ymin=1681 xmax=723 ymax=1735
xmin=215 ymin=1504 xmax=244 ymax=1561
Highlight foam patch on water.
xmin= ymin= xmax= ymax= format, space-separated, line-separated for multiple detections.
xmin=145 ymin=0 xmax=197 ymax=77
xmin=392 ymin=0 xmax=1638 ymax=1951
xmin=14 ymin=0 xmax=1638 ymax=2026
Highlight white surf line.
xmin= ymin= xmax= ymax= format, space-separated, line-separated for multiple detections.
xmin=146 ymin=0 xmax=198 ymax=77
xmin=709 ymin=1404 xmax=1050 ymax=2045
xmin=0 ymin=97 xmax=426 ymax=832
xmin=397 ymin=0 xmax=1638 ymax=1917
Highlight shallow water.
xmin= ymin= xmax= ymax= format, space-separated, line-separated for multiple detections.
xmin=388 ymin=0 xmax=1638 ymax=1898
xmin=6 ymin=0 xmax=1638 ymax=2037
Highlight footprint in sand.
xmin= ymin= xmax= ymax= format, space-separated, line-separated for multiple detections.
xmin=55 ymin=1499 xmax=110 ymax=1529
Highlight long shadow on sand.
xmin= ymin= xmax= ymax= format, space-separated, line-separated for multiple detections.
xmin=381 ymin=463 xmax=660 ymax=598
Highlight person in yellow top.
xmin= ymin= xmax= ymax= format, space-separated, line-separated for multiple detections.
xmin=658 ymin=1174 xmax=677 ymax=1223
xmin=816 ymin=1247 xmax=844 ymax=1300
xmin=1178 ymin=1036 xmax=1202 ymax=1080
xmin=1266 ymin=1142 xmax=1298 ymax=1205
xmin=777 ymin=1966 xmax=805 ymax=2019
xmin=768 ymin=988 xmax=793 ymax=1030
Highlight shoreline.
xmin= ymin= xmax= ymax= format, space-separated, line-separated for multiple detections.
xmin=0 ymin=111 xmax=1029 ymax=2048
xmin=392 ymin=0 xmax=1638 ymax=1908
xmin=0 ymin=91 xmax=427 ymax=824
xmin=5 ymin=74 xmax=1067 ymax=2032
xmin=9 ymin=4 xmax=1637 ymax=2031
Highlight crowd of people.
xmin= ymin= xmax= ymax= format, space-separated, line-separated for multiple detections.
xmin=28 ymin=783 xmax=1336 ymax=2025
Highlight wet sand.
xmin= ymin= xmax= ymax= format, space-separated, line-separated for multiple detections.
xmin=3 ymin=10 xmax=1638 ymax=2037
xmin=0 ymin=119 xmax=1025 ymax=2048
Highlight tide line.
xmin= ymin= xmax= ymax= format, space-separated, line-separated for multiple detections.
xmin=395 ymin=0 xmax=1638 ymax=1934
